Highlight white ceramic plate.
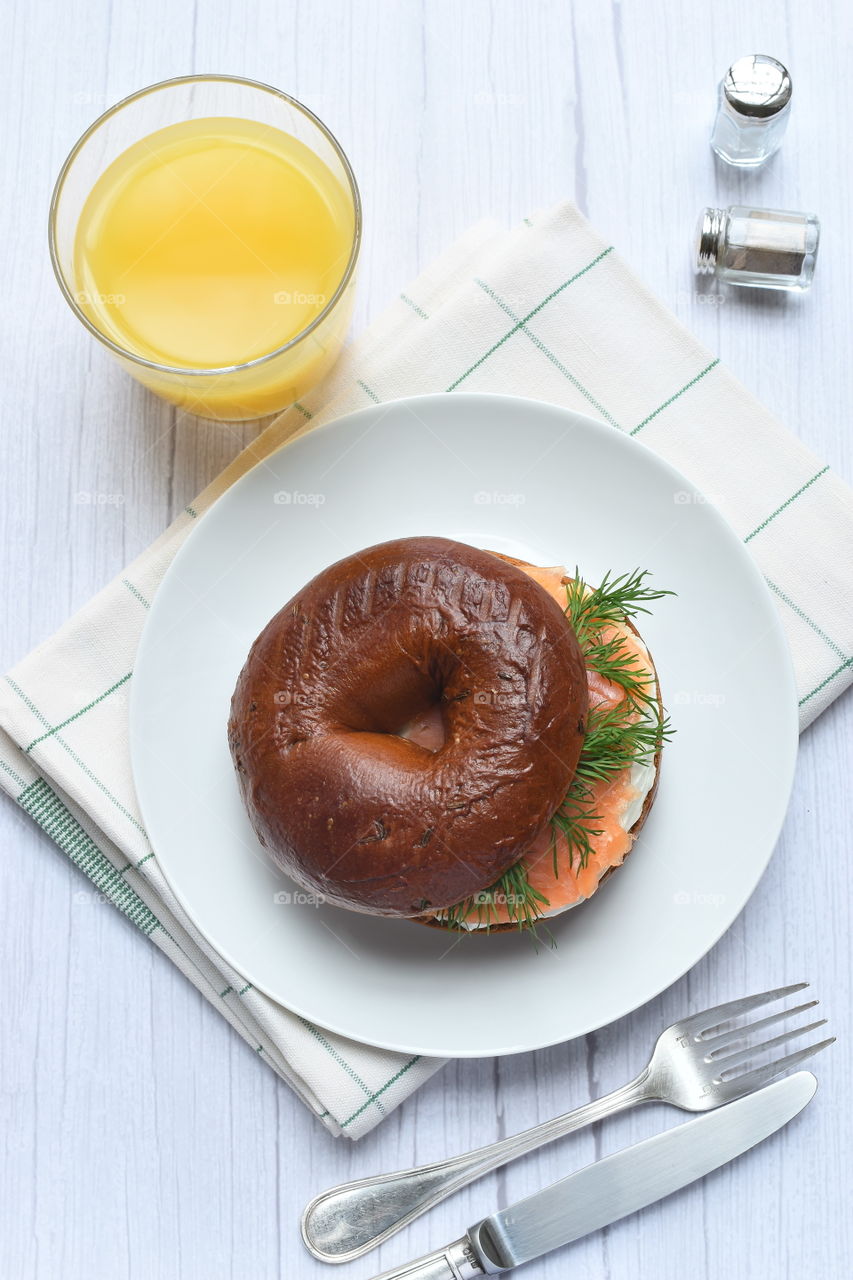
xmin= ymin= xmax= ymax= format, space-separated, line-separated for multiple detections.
xmin=130 ymin=393 xmax=798 ymax=1057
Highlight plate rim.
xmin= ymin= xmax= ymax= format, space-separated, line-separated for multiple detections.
xmin=130 ymin=391 xmax=799 ymax=1057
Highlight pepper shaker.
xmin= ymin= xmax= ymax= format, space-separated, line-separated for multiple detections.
xmin=695 ymin=206 xmax=819 ymax=292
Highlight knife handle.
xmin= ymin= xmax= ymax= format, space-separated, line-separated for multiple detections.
xmin=302 ymin=1073 xmax=649 ymax=1263
xmin=367 ymin=1235 xmax=492 ymax=1279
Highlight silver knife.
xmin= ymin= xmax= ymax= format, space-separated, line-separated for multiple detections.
xmin=366 ymin=1071 xmax=816 ymax=1278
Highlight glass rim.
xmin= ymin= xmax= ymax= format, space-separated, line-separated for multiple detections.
xmin=48 ymin=73 xmax=362 ymax=378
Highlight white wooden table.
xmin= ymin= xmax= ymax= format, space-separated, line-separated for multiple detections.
xmin=2 ymin=2 xmax=851 ymax=1277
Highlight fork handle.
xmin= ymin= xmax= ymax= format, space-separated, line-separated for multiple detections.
xmin=301 ymin=1071 xmax=651 ymax=1263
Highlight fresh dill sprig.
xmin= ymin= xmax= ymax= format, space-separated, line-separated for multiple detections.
xmin=442 ymin=859 xmax=551 ymax=933
xmin=583 ymin=641 xmax=655 ymax=707
xmin=565 ymin=568 xmax=674 ymax=645
xmin=550 ymin=782 xmax=602 ymax=874
xmin=439 ymin=568 xmax=674 ymax=934
xmin=574 ymin=703 xmax=674 ymax=788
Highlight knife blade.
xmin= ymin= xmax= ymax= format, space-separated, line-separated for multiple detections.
xmin=367 ymin=1071 xmax=817 ymax=1278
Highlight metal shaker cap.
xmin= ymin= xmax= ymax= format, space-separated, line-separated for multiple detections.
xmin=724 ymin=55 xmax=792 ymax=118
xmin=695 ymin=208 xmax=726 ymax=274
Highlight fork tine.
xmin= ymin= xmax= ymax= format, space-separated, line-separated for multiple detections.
xmin=721 ymin=1036 xmax=836 ymax=1092
xmin=687 ymin=982 xmax=810 ymax=1038
xmin=713 ymin=1019 xmax=828 ymax=1072
xmin=704 ymin=1000 xmax=820 ymax=1054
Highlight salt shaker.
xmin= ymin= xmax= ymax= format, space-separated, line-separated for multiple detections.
xmin=695 ymin=206 xmax=819 ymax=292
xmin=710 ymin=55 xmax=792 ymax=167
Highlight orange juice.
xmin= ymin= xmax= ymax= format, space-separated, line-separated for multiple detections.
xmin=73 ymin=116 xmax=356 ymax=418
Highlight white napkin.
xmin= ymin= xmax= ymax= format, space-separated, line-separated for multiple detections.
xmin=2 ymin=203 xmax=851 ymax=1138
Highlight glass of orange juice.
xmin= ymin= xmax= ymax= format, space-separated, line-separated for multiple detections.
xmin=49 ymin=75 xmax=361 ymax=421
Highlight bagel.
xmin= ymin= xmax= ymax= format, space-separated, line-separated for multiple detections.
xmin=228 ymin=537 xmax=589 ymax=916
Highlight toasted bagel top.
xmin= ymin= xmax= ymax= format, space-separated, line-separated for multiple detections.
xmin=228 ymin=536 xmax=588 ymax=915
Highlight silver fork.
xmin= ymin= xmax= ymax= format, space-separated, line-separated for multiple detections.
xmin=302 ymin=983 xmax=834 ymax=1263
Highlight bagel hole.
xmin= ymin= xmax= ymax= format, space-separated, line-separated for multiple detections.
xmin=396 ymin=702 xmax=447 ymax=752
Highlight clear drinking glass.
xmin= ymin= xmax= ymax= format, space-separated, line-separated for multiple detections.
xmin=49 ymin=75 xmax=361 ymax=421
